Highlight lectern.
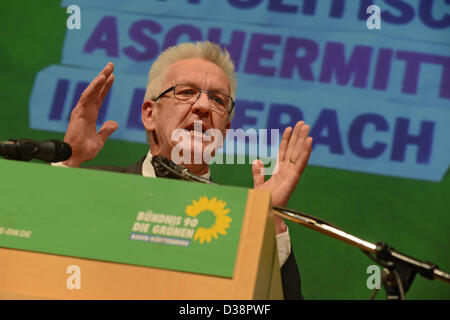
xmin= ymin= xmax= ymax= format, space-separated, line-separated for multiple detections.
xmin=0 ymin=159 xmax=283 ymax=299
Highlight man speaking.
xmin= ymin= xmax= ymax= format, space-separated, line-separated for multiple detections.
xmin=57 ymin=41 xmax=313 ymax=299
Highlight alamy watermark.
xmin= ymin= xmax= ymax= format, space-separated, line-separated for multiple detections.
xmin=66 ymin=5 xmax=81 ymax=30
xmin=170 ymin=121 xmax=280 ymax=175
xmin=366 ymin=265 xmax=381 ymax=290
xmin=366 ymin=5 xmax=382 ymax=30
xmin=66 ymin=264 xmax=81 ymax=290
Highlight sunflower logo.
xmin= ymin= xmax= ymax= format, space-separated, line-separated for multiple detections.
xmin=185 ymin=196 xmax=232 ymax=244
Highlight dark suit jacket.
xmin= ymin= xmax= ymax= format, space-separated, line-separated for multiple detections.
xmin=85 ymin=156 xmax=304 ymax=299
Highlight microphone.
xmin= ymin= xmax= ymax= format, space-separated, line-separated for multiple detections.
xmin=0 ymin=139 xmax=72 ymax=162
xmin=151 ymin=155 xmax=216 ymax=185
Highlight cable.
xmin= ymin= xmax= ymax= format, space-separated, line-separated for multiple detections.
xmin=369 ymin=288 xmax=380 ymax=300
xmin=392 ymin=269 xmax=406 ymax=300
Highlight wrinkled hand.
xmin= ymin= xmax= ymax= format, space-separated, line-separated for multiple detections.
xmin=252 ymin=121 xmax=313 ymax=233
xmin=63 ymin=63 xmax=118 ymax=167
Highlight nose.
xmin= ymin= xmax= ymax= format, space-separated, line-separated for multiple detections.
xmin=191 ymin=90 xmax=211 ymax=117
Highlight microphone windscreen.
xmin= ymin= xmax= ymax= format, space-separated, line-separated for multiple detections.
xmin=51 ymin=140 xmax=72 ymax=162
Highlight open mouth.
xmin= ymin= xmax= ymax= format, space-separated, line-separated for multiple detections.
xmin=183 ymin=123 xmax=209 ymax=136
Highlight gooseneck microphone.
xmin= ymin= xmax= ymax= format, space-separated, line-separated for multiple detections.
xmin=151 ymin=155 xmax=216 ymax=185
xmin=0 ymin=139 xmax=72 ymax=162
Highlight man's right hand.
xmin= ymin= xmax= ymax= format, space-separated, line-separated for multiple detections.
xmin=62 ymin=62 xmax=118 ymax=167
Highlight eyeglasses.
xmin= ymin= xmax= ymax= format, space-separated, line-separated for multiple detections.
xmin=153 ymin=84 xmax=235 ymax=116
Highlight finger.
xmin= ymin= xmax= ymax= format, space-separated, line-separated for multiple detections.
xmin=78 ymin=73 xmax=106 ymax=105
xmin=295 ymin=137 xmax=313 ymax=174
xmin=99 ymin=73 xmax=114 ymax=101
xmin=78 ymin=63 xmax=113 ymax=104
xmin=290 ymin=124 xmax=310 ymax=161
xmin=251 ymin=159 xmax=265 ymax=188
xmin=299 ymin=123 xmax=310 ymax=142
xmin=100 ymin=62 xmax=114 ymax=79
xmin=98 ymin=63 xmax=114 ymax=98
xmin=286 ymin=121 xmax=304 ymax=160
xmin=278 ymin=126 xmax=292 ymax=162
xmin=97 ymin=120 xmax=119 ymax=144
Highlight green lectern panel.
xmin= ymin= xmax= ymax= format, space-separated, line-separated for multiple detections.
xmin=0 ymin=159 xmax=249 ymax=278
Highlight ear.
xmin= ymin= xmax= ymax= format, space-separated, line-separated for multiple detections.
xmin=142 ymin=100 xmax=157 ymax=131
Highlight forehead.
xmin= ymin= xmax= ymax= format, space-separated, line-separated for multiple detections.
xmin=164 ymin=58 xmax=230 ymax=93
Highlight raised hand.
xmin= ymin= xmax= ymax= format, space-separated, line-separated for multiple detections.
xmin=62 ymin=63 xmax=118 ymax=167
xmin=252 ymin=121 xmax=313 ymax=233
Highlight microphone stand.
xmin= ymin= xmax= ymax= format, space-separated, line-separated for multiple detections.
xmin=150 ymin=156 xmax=450 ymax=299
xmin=272 ymin=206 xmax=450 ymax=299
